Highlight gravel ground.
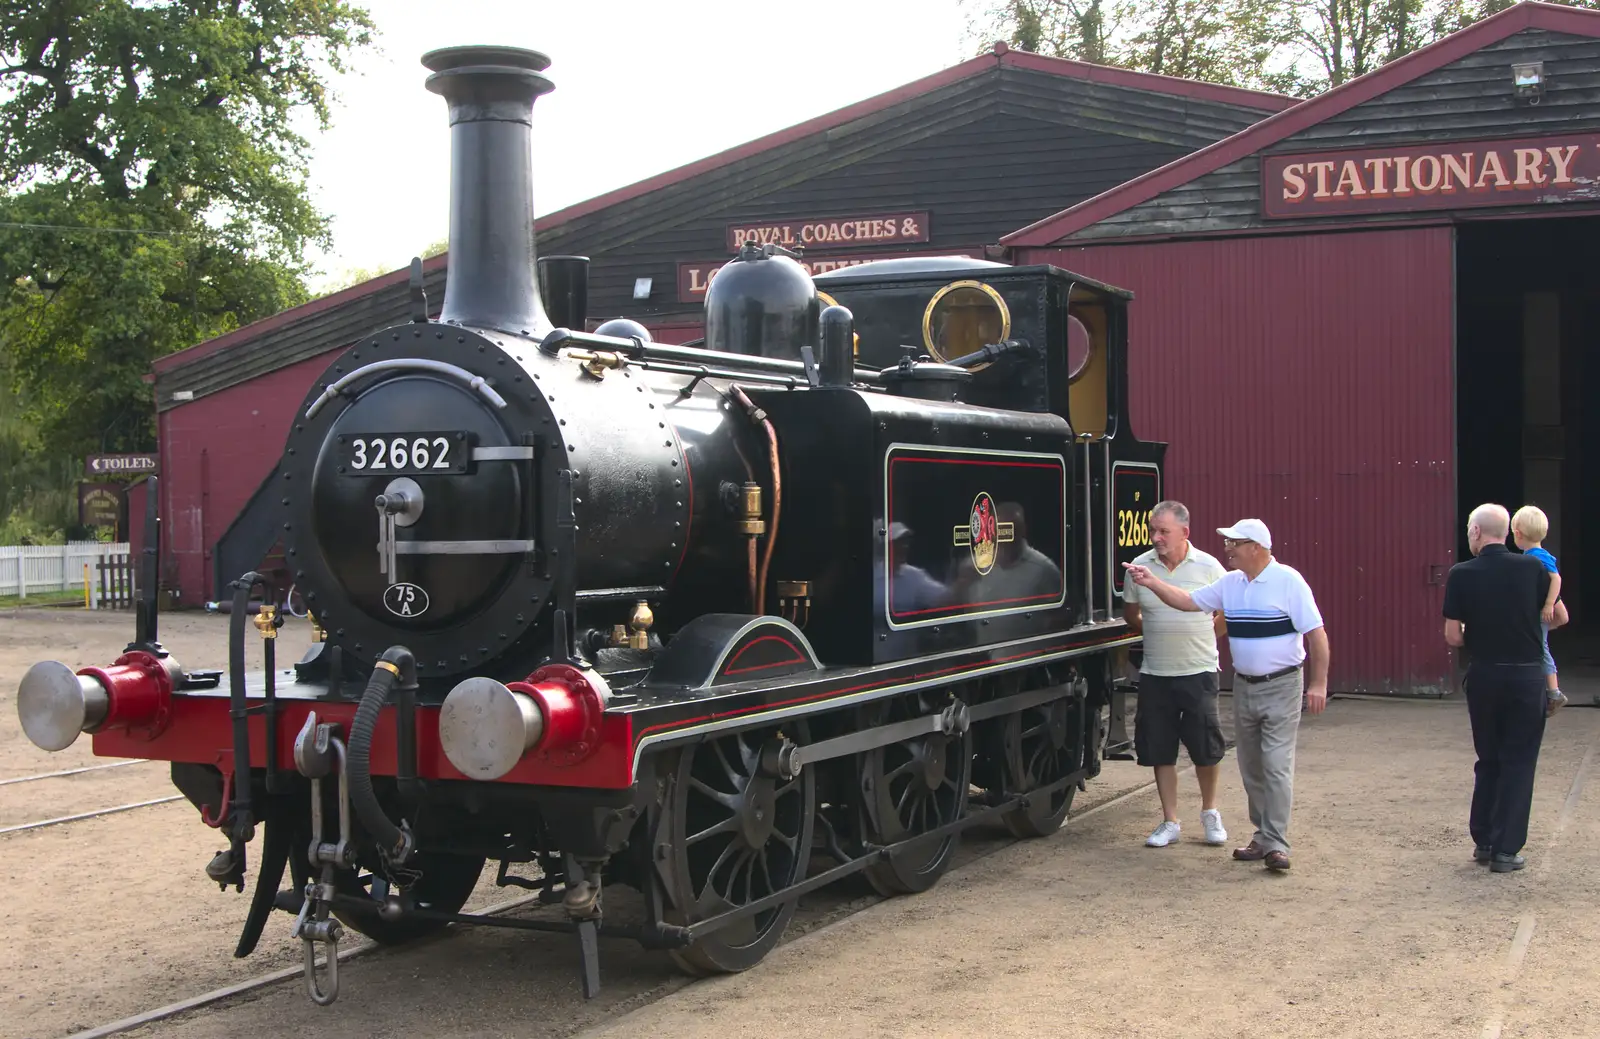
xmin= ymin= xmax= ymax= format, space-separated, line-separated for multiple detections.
xmin=2 ymin=608 xmax=1595 ymax=1039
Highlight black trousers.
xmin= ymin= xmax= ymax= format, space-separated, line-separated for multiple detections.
xmin=1463 ymin=663 xmax=1547 ymax=856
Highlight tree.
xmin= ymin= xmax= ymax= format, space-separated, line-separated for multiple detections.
xmin=963 ymin=0 xmax=1600 ymax=97
xmin=0 ymin=1 xmax=374 ymax=477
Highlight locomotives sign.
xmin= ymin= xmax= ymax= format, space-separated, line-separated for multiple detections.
xmin=725 ymin=211 xmax=928 ymax=252
xmin=677 ymin=248 xmax=983 ymax=303
xmin=1261 ymin=133 xmax=1600 ymax=219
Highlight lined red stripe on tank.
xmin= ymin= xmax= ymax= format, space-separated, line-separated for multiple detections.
xmin=721 ymin=635 xmax=808 ymax=675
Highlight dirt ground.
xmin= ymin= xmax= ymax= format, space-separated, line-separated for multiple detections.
xmin=2 ymin=607 xmax=1596 ymax=1039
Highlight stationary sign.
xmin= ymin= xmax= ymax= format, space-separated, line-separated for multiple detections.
xmin=1261 ymin=133 xmax=1600 ymax=219
xmin=678 ymin=248 xmax=984 ymax=303
xmin=78 ymin=482 xmax=123 ymax=529
xmin=85 ymin=452 xmax=158 ymax=476
xmin=725 ymin=211 xmax=929 ymax=253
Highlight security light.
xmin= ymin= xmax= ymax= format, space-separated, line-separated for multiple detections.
xmin=633 ymin=277 xmax=653 ymax=300
xmin=1513 ymin=62 xmax=1544 ymax=104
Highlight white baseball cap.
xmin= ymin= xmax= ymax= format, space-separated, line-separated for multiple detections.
xmin=1217 ymin=518 xmax=1272 ymax=550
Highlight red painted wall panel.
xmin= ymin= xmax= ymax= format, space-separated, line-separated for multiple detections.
xmin=156 ymin=351 xmax=339 ymax=605
xmin=1023 ymin=227 xmax=1457 ymax=694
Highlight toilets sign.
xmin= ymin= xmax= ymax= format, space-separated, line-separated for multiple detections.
xmin=85 ymin=452 xmax=159 ymax=476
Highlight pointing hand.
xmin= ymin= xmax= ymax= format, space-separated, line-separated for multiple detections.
xmin=1122 ymin=563 xmax=1155 ymax=587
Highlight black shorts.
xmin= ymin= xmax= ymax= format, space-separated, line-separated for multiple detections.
xmin=1134 ymin=671 xmax=1225 ymax=767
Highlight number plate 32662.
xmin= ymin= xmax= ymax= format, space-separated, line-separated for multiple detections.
xmin=341 ymin=432 xmax=471 ymax=475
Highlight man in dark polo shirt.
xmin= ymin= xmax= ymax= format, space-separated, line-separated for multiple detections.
xmin=1442 ymin=503 xmax=1552 ymax=873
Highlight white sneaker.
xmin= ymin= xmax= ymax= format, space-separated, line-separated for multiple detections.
xmin=1145 ymin=820 xmax=1182 ymax=847
xmin=1202 ymin=809 xmax=1228 ymax=846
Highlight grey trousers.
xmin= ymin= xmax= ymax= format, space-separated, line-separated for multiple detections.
xmin=1232 ymin=668 xmax=1304 ymax=854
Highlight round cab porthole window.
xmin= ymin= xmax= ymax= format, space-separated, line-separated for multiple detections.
xmin=1066 ymin=314 xmax=1093 ymax=382
xmin=922 ymin=281 xmax=1010 ymax=367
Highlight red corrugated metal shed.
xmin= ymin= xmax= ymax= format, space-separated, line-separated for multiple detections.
xmin=1026 ymin=228 xmax=1457 ymax=694
xmin=154 ymin=352 xmax=339 ymax=603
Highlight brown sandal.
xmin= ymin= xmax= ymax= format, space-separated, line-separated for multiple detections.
xmin=1264 ymin=850 xmax=1291 ymax=870
xmin=1233 ymin=841 xmax=1266 ymax=861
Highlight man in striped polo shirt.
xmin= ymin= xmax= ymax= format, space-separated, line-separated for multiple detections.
xmin=1124 ymin=518 xmax=1329 ymax=871
xmin=1123 ymin=500 xmax=1230 ymax=849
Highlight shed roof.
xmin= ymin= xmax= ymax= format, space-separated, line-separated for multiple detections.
xmin=1001 ymin=1 xmax=1600 ymax=247
xmin=155 ymin=44 xmax=1290 ymax=386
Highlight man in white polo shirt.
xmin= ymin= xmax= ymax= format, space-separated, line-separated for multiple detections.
xmin=1123 ymin=500 xmax=1229 ymax=849
xmin=1124 ymin=518 xmax=1329 ymax=872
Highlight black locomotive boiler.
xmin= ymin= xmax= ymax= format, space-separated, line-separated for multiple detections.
xmin=15 ymin=45 xmax=1167 ymax=1003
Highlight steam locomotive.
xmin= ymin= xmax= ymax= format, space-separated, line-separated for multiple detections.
xmin=15 ymin=45 xmax=1166 ymax=1004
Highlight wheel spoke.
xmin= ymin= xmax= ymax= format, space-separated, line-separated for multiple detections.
xmin=758 ymin=849 xmax=776 ymax=894
xmin=689 ymin=776 xmax=740 ymax=809
xmin=711 ymin=740 xmax=743 ymax=789
xmin=895 ymin=779 xmax=921 ymax=817
xmin=885 ymin=756 xmax=921 ymax=783
xmin=687 ymin=813 xmax=740 ymax=845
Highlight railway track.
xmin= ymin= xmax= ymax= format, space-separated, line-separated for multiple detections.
xmin=0 ymin=795 xmax=185 ymax=836
xmin=0 ymin=758 xmax=177 ymax=836
xmin=47 ymin=773 xmax=1167 ymax=1039
xmin=0 ymin=758 xmax=149 ymax=786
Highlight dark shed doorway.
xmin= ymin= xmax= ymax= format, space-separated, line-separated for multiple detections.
xmin=1456 ymin=215 xmax=1600 ymax=667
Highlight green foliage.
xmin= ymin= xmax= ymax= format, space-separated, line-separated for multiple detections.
xmin=963 ymin=0 xmax=1600 ymax=97
xmin=0 ymin=0 xmax=374 ymax=539
xmin=321 ymin=236 xmax=448 ymax=294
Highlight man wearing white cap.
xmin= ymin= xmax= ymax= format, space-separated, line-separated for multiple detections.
xmin=1123 ymin=518 xmax=1329 ymax=871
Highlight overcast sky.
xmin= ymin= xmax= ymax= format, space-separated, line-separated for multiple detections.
xmin=302 ymin=0 xmax=976 ymax=291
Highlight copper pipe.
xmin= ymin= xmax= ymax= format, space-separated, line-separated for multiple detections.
xmin=747 ymin=537 xmax=759 ymax=613
xmin=732 ymin=386 xmax=781 ymax=616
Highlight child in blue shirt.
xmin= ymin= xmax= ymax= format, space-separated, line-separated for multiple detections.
xmin=1512 ymin=505 xmax=1568 ymax=715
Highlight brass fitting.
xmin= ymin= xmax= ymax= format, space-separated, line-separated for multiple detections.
xmin=309 ymin=612 xmax=327 ymax=643
xmin=628 ymin=600 xmax=654 ymax=651
xmin=253 ymin=603 xmax=278 ymax=639
xmin=569 ymin=350 xmax=626 ymax=379
xmin=610 ymin=623 xmax=628 ymax=648
xmin=740 ymin=481 xmax=766 ymax=536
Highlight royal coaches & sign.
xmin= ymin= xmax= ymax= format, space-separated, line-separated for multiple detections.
xmin=725 ymin=211 xmax=928 ymax=252
xmin=1261 ymin=133 xmax=1600 ymax=219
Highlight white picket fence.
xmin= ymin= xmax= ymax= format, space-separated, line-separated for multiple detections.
xmin=0 ymin=543 xmax=133 ymax=607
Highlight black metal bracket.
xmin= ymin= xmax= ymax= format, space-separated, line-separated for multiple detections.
xmin=408 ymin=257 xmax=428 ymax=323
xmin=799 ymin=345 xmax=822 ymax=388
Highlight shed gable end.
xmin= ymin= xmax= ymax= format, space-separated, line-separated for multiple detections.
xmin=1062 ymin=27 xmax=1600 ymax=242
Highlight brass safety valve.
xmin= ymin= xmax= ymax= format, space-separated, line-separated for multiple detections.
xmin=740 ymin=481 xmax=765 ymax=536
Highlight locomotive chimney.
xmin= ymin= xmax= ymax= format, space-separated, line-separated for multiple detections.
xmin=423 ymin=45 xmax=554 ymax=337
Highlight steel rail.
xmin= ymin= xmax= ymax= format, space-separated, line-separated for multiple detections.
xmin=62 ymin=892 xmax=546 ymax=1039
xmin=0 ymin=758 xmax=151 ymax=786
xmin=0 ymin=796 xmax=184 ymax=836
